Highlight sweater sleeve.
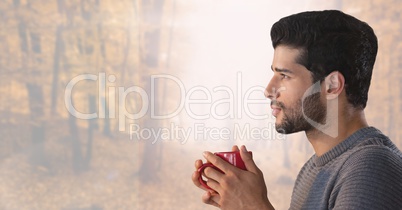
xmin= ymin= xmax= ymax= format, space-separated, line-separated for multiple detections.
xmin=331 ymin=146 xmax=402 ymax=210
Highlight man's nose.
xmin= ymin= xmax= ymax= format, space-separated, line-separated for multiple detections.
xmin=265 ymin=78 xmax=279 ymax=100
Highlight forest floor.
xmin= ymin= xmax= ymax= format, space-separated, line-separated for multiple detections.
xmin=0 ymin=115 xmax=312 ymax=210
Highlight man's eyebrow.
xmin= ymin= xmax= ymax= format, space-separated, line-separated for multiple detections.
xmin=270 ymin=66 xmax=294 ymax=74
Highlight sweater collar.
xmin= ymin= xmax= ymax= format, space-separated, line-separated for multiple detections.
xmin=314 ymin=126 xmax=381 ymax=167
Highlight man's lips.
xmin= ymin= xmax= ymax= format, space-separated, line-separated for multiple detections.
xmin=271 ymin=105 xmax=282 ymax=117
xmin=271 ymin=101 xmax=282 ymax=117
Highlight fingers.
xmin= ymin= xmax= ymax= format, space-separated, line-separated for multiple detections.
xmin=240 ymin=145 xmax=260 ymax=174
xmin=192 ymin=170 xmax=212 ymax=191
xmin=204 ymin=169 xmax=221 ymax=191
xmin=202 ymin=191 xmax=221 ymax=208
xmin=203 ymin=151 xmax=234 ymax=173
xmin=195 ymin=159 xmax=204 ymax=169
xmin=192 ymin=170 xmax=202 ymax=187
xmin=193 ymin=159 xmax=222 ymax=192
xmin=231 ymin=145 xmax=240 ymax=152
xmin=193 ymin=160 xmax=212 ymax=191
xmin=193 ymin=165 xmax=223 ymax=194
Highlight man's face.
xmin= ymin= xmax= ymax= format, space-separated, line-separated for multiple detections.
xmin=266 ymin=45 xmax=326 ymax=134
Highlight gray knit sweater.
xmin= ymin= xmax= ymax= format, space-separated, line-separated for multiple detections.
xmin=289 ymin=127 xmax=402 ymax=210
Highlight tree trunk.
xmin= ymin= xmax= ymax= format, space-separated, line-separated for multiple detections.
xmin=26 ymin=83 xmax=47 ymax=167
xmin=138 ymin=81 xmax=163 ymax=183
xmin=136 ymin=0 xmax=165 ymax=183
xmin=84 ymin=94 xmax=97 ymax=170
xmin=51 ymin=25 xmax=64 ymax=114
xmin=68 ymin=98 xmax=85 ymax=174
xmin=103 ymin=96 xmax=112 ymax=137
xmin=138 ymin=120 xmax=162 ymax=183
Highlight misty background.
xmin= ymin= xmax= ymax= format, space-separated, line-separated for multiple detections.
xmin=0 ymin=0 xmax=401 ymax=209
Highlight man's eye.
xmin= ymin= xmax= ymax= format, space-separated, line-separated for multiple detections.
xmin=281 ymin=74 xmax=289 ymax=79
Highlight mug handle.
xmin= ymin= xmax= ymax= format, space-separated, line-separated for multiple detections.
xmin=197 ymin=163 xmax=222 ymax=190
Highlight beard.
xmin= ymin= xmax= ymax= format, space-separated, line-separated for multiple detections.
xmin=273 ymin=92 xmax=326 ymax=134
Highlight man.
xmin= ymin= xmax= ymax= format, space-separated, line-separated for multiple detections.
xmin=191 ymin=10 xmax=402 ymax=210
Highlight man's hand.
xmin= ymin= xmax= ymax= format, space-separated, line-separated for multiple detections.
xmin=192 ymin=145 xmax=240 ymax=208
xmin=191 ymin=145 xmax=275 ymax=210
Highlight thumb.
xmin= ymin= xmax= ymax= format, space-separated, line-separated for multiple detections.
xmin=240 ymin=145 xmax=259 ymax=173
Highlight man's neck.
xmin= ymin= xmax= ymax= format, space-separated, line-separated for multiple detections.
xmin=305 ymin=109 xmax=368 ymax=157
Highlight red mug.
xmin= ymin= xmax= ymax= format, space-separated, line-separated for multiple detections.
xmin=197 ymin=151 xmax=252 ymax=190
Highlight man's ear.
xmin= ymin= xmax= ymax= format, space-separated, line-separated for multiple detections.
xmin=325 ymin=71 xmax=345 ymax=100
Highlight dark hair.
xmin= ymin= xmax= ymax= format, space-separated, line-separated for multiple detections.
xmin=270 ymin=10 xmax=378 ymax=109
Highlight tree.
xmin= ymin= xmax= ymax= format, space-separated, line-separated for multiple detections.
xmin=137 ymin=0 xmax=166 ymax=183
xmin=17 ymin=13 xmax=49 ymax=167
